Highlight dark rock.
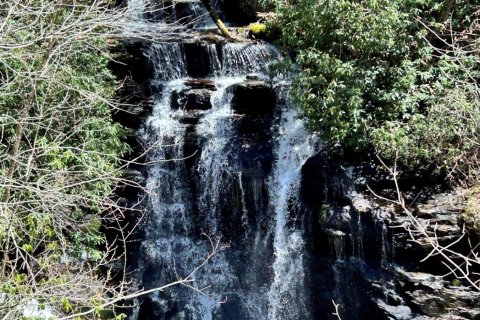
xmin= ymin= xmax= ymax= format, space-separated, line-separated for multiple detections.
xmin=220 ymin=0 xmax=258 ymax=25
xmin=112 ymin=99 xmax=153 ymax=129
xmin=300 ymin=149 xmax=480 ymax=320
xmin=178 ymin=114 xmax=201 ymax=125
xmin=184 ymin=79 xmax=217 ymax=90
xmin=229 ymin=80 xmax=276 ymax=115
xmin=184 ymin=43 xmax=219 ymax=78
xmin=122 ymin=129 xmax=146 ymax=162
xmin=172 ymin=88 xmax=213 ymax=111
xmin=108 ymin=41 xmax=150 ymax=83
xmin=137 ymin=296 xmax=173 ymax=319
xmin=183 ymin=126 xmax=200 ymax=171
xmin=301 ymin=152 xmax=352 ymax=207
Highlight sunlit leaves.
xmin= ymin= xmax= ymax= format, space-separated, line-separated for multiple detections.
xmin=274 ymin=0 xmax=480 ymax=177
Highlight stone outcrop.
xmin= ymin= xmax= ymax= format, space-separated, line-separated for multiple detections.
xmin=301 ymin=151 xmax=480 ymax=320
xmin=229 ymin=80 xmax=276 ymax=115
xmin=172 ymin=88 xmax=213 ymax=111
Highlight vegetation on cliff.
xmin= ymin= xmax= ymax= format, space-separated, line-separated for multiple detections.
xmin=264 ymin=1 xmax=477 ymax=170
xmin=265 ymin=0 xmax=480 ymax=227
xmin=0 ymin=1 xmax=158 ymax=318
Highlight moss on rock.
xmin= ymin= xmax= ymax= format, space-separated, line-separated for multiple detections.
xmin=462 ymin=185 xmax=480 ymax=234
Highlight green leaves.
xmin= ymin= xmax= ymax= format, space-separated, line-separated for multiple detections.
xmin=274 ymin=0 xmax=480 ymax=177
xmin=0 ymin=1 xmax=129 ymax=318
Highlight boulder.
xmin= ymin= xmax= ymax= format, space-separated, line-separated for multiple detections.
xmin=229 ymin=80 xmax=276 ymax=115
xmin=172 ymin=88 xmax=213 ymax=111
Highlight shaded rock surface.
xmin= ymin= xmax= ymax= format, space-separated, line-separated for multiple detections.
xmin=301 ymin=150 xmax=480 ymax=320
xmin=219 ymin=0 xmax=259 ymax=25
xmin=172 ymin=88 xmax=213 ymax=111
xmin=229 ymin=80 xmax=276 ymax=115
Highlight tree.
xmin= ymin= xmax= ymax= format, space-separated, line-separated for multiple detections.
xmin=270 ymin=0 xmax=480 ymax=291
xmin=0 ymin=1 xmax=196 ymax=318
xmin=271 ymin=0 xmax=479 ymax=179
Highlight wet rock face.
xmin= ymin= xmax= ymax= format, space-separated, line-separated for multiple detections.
xmin=172 ymin=88 xmax=213 ymax=111
xmin=229 ymin=80 xmax=276 ymax=115
xmin=220 ymin=0 xmax=259 ymax=25
xmin=301 ymin=152 xmax=352 ymax=207
xmin=184 ymin=79 xmax=216 ymax=90
xmin=109 ymin=41 xmax=152 ymax=130
xmin=184 ymin=43 xmax=218 ymax=78
xmin=301 ymin=151 xmax=480 ymax=320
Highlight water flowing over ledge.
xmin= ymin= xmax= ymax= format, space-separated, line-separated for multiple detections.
xmin=124 ymin=1 xmax=317 ymax=319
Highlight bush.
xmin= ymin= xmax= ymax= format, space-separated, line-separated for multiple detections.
xmin=0 ymin=1 xmax=132 ymax=318
xmin=272 ymin=0 xmax=480 ymax=178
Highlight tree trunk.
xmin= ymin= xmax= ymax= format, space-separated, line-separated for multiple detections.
xmin=438 ymin=0 xmax=456 ymax=24
xmin=200 ymin=0 xmax=232 ymax=39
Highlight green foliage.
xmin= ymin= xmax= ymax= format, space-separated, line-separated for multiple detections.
xmin=0 ymin=1 xmax=129 ymax=318
xmin=273 ymin=0 xmax=480 ymax=177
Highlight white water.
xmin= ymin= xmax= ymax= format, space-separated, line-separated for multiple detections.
xmin=147 ymin=43 xmax=187 ymax=80
xmin=221 ymin=43 xmax=281 ymax=76
xmin=238 ymin=172 xmax=249 ymax=228
xmin=127 ymin=1 xmax=317 ymax=319
xmin=196 ymin=77 xmax=244 ymax=229
xmin=267 ymin=98 xmax=316 ymax=320
xmin=128 ymin=0 xmax=146 ymax=20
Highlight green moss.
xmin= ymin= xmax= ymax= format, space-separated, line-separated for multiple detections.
xmin=247 ymin=22 xmax=282 ymax=42
xmin=451 ymin=279 xmax=462 ymax=286
xmin=318 ymin=205 xmax=328 ymax=224
xmin=462 ymin=185 xmax=480 ymax=234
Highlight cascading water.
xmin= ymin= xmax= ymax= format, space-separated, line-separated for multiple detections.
xmin=128 ymin=0 xmax=146 ymax=20
xmin=146 ymin=44 xmax=187 ymax=81
xmin=114 ymin=2 xmax=480 ymax=320
xmin=267 ymin=97 xmax=316 ymax=320
xmin=126 ymin=1 xmax=317 ymax=319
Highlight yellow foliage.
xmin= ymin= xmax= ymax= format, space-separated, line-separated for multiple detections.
xmin=249 ymin=23 xmax=267 ymax=35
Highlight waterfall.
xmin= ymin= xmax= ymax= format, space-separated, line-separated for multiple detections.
xmin=174 ymin=1 xmax=216 ymax=29
xmin=267 ymin=95 xmax=316 ymax=320
xmin=126 ymin=1 xmax=317 ymax=319
xmin=146 ymin=43 xmax=187 ymax=81
xmin=128 ymin=0 xmax=146 ymax=20
xmin=196 ymin=77 xmax=243 ymax=230
xmin=221 ymin=43 xmax=281 ymax=76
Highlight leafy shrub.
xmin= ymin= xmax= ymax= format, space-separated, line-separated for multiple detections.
xmin=272 ymin=0 xmax=479 ymax=177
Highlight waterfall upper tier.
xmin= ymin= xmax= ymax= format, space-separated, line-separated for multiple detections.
xmin=145 ymin=41 xmax=281 ymax=81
